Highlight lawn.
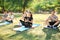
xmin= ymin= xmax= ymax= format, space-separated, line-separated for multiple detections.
xmin=0 ymin=13 xmax=60 ymax=40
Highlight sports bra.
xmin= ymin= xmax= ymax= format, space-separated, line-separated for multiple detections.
xmin=24 ymin=17 xmax=33 ymax=21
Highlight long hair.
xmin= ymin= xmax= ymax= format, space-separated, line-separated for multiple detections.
xmin=29 ymin=11 xmax=33 ymax=18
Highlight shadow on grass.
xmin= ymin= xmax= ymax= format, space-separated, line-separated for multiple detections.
xmin=42 ymin=28 xmax=60 ymax=40
xmin=0 ymin=35 xmax=4 ymax=40
xmin=13 ymin=25 xmax=21 ymax=28
xmin=8 ymin=29 xmax=42 ymax=40
xmin=8 ymin=25 xmax=42 ymax=40
xmin=0 ymin=23 xmax=12 ymax=28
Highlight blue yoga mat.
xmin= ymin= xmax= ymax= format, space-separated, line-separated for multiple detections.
xmin=13 ymin=24 xmax=40 ymax=31
xmin=0 ymin=21 xmax=10 ymax=26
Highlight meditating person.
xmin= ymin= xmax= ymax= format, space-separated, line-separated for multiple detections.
xmin=1 ymin=10 xmax=8 ymax=22
xmin=45 ymin=10 xmax=60 ymax=29
xmin=19 ymin=10 xmax=33 ymax=28
xmin=5 ymin=11 xmax=14 ymax=23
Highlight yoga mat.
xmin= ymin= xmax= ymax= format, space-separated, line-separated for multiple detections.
xmin=13 ymin=24 xmax=40 ymax=32
xmin=0 ymin=21 xmax=10 ymax=26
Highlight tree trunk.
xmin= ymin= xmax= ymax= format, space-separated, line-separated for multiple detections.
xmin=23 ymin=7 xmax=25 ymax=14
xmin=22 ymin=0 xmax=26 ymax=14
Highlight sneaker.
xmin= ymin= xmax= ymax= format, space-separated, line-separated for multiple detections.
xmin=53 ymin=26 xmax=58 ymax=29
xmin=44 ymin=26 xmax=51 ymax=28
xmin=50 ymin=25 xmax=53 ymax=28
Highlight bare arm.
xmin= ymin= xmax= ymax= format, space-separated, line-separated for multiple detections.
xmin=20 ymin=14 xmax=26 ymax=21
xmin=53 ymin=17 xmax=59 ymax=26
xmin=45 ymin=17 xmax=51 ymax=26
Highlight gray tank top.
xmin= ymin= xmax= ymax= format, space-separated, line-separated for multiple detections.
xmin=48 ymin=15 xmax=58 ymax=22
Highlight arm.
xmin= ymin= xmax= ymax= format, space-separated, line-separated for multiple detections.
xmin=20 ymin=16 xmax=24 ymax=21
xmin=53 ymin=17 xmax=59 ymax=26
xmin=6 ymin=15 xmax=14 ymax=21
xmin=20 ymin=14 xmax=25 ymax=21
xmin=45 ymin=16 xmax=51 ymax=26
xmin=50 ymin=15 xmax=58 ymax=21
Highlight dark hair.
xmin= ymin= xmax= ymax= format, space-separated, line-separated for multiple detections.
xmin=3 ymin=10 xmax=7 ymax=12
xmin=51 ymin=10 xmax=55 ymax=13
xmin=29 ymin=11 xmax=33 ymax=18
xmin=3 ymin=10 xmax=8 ymax=13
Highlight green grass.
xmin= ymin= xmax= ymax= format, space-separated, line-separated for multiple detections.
xmin=0 ymin=14 xmax=60 ymax=40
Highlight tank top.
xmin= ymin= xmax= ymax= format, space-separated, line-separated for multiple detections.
xmin=23 ymin=13 xmax=33 ymax=21
xmin=48 ymin=15 xmax=58 ymax=22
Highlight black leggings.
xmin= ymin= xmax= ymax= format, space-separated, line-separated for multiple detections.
xmin=49 ymin=21 xmax=59 ymax=27
xmin=6 ymin=20 xmax=13 ymax=23
xmin=20 ymin=20 xmax=32 ymax=28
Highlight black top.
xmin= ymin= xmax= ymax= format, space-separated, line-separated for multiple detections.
xmin=24 ymin=17 xmax=33 ymax=21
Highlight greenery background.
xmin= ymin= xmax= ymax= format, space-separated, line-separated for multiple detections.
xmin=0 ymin=0 xmax=60 ymax=40
xmin=0 ymin=0 xmax=60 ymax=13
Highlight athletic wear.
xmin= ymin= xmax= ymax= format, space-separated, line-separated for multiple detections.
xmin=8 ymin=14 xmax=14 ymax=20
xmin=6 ymin=14 xmax=14 ymax=23
xmin=49 ymin=21 xmax=59 ymax=27
xmin=6 ymin=20 xmax=13 ymax=23
xmin=20 ymin=20 xmax=32 ymax=28
xmin=24 ymin=17 xmax=33 ymax=21
xmin=20 ymin=12 xmax=33 ymax=28
xmin=3 ymin=14 xmax=8 ymax=18
xmin=48 ymin=15 xmax=58 ymax=22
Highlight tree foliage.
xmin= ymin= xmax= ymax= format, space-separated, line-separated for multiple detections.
xmin=0 ymin=0 xmax=60 ymax=13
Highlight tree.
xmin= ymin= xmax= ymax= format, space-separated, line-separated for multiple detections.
xmin=22 ymin=0 xmax=33 ymax=14
xmin=0 ymin=0 xmax=4 ymax=13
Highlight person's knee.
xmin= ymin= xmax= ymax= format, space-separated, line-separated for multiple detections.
xmin=59 ymin=20 xmax=60 ymax=23
xmin=57 ymin=20 xmax=60 ymax=23
xmin=45 ymin=20 xmax=47 ymax=22
xmin=56 ymin=20 xmax=60 ymax=24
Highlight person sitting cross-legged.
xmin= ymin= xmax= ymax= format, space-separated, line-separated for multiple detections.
xmin=19 ymin=10 xmax=33 ymax=28
xmin=5 ymin=11 xmax=14 ymax=23
xmin=45 ymin=10 xmax=60 ymax=29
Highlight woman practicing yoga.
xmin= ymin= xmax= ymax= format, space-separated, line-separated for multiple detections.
xmin=2 ymin=10 xmax=14 ymax=23
xmin=19 ymin=10 xmax=33 ymax=28
xmin=1 ymin=10 xmax=8 ymax=22
xmin=45 ymin=10 xmax=60 ymax=29
xmin=5 ymin=11 xmax=14 ymax=23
